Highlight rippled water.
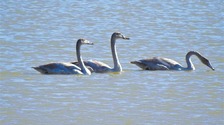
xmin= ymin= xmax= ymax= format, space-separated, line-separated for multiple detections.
xmin=1 ymin=0 xmax=224 ymax=125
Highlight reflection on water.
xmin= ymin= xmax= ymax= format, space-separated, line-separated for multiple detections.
xmin=0 ymin=0 xmax=223 ymax=125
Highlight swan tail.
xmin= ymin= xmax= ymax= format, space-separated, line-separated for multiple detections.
xmin=130 ymin=61 xmax=138 ymax=64
xmin=32 ymin=66 xmax=49 ymax=74
xmin=130 ymin=61 xmax=148 ymax=70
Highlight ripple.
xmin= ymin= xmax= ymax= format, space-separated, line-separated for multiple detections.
xmin=0 ymin=0 xmax=223 ymax=125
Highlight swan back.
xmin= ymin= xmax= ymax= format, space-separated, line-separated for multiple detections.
xmin=32 ymin=62 xmax=82 ymax=74
xmin=131 ymin=57 xmax=182 ymax=70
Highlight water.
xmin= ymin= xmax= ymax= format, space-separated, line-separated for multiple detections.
xmin=1 ymin=0 xmax=224 ymax=125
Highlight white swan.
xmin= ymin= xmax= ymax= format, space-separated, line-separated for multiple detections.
xmin=72 ymin=32 xmax=130 ymax=73
xmin=32 ymin=39 xmax=93 ymax=75
xmin=131 ymin=51 xmax=215 ymax=71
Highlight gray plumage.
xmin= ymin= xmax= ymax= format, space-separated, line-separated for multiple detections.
xmin=72 ymin=32 xmax=130 ymax=73
xmin=32 ymin=39 xmax=93 ymax=75
xmin=131 ymin=51 xmax=215 ymax=71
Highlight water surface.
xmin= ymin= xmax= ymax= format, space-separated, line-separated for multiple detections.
xmin=0 ymin=0 xmax=224 ymax=125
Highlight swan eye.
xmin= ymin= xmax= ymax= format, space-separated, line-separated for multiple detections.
xmin=114 ymin=32 xmax=121 ymax=35
xmin=116 ymin=34 xmax=121 ymax=37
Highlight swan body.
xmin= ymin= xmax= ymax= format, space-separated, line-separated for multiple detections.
xmin=72 ymin=32 xmax=130 ymax=73
xmin=131 ymin=51 xmax=215 ymax=71
xmin=33 ymin=62 xmax=83 ymax=74
xmin=72 ymin=60 xmax=112 ymax=73
xmin=33 ymin=39 xmax=93 ymax=75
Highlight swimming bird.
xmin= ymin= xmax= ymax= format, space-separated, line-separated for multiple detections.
xmin=130 ymin=51 xmax=215 ymax=71
xmin=32 ymin=39 xmax=94 ymax=75
xmin=72 ymin=32 xmax=130 ymax=73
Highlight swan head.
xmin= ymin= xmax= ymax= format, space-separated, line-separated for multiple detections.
xmin=112 ymin=32 xmax=130 ymax=40
xmin=78 ymin=38 xmax=94 ymax=45
xmin=187 ymin=51 xmax=215 ymax=71
xmin=200 ymin=56 xmax=215 ymax=70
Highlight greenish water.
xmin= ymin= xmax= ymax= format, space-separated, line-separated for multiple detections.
xmin=0 ymin=0 xmax=223 ymax=125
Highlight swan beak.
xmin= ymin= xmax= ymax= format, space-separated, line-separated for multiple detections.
xmin=88 ymin=42 xmax=94 ymax=45
xmin=122 ymin=36 xmax=130 ymax=40
xmin=207 ymin=63 xmax=215 ymax=70
xmin=210 ymin=66 xmax=215 ymax=71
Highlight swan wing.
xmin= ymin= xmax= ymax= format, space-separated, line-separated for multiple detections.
xmin=131 ymin=57 xmax=182 ymax=70
xmin=71 ymin=60 xmax=112 ymax=73
xmin=131 ymin=59 xmax=169 ymax=70
xmin=156 ymin=57 xmax=183 ymax=70
xmin=33 ymin=62 xmax=83 ymax=74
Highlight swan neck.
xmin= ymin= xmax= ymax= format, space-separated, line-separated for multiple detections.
xmin=76 ymin=43 xmax=91 ymax=75
xmin=185 ymin=52 xmax=196 ymax=70
xmin=111 ymin=36 xmax=122 ymax=72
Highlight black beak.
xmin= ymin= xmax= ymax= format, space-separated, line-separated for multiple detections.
xmin=122 ymin=36 xmax=130 ymax=40
xmin=88 ymin=42 xmax=94 ymax=45
xmin=208 ymin=63 xmax=215 ymax=70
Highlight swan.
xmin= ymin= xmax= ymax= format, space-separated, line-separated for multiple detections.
xmin=71 ymin=32 xmax=130 ymax=73
xmin=130 ymin=51 xmax=215 ymax=71
xmin=32 ymin=39 xmax=93 ymax=75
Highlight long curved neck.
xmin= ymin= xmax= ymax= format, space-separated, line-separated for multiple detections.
xmin=111 ymin=36 xmax=122 ymax=72
xmin=76 ymin=43 xmax=91 ymax=75
xmin=185 ymin=53 xmax=195 ymax=70
xmin=184 ymin=51 xmax=202 ymax=70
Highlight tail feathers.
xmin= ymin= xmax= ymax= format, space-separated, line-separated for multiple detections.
xmin=32 ymin=66 xmax=48 ymax=74
xmin=71 ymin=61 xmax=79 ymax=66
xmin=130 ymin=61 xmax=148 ymax=70
xmin=130 ymin=61 xmax=140 ymax=64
